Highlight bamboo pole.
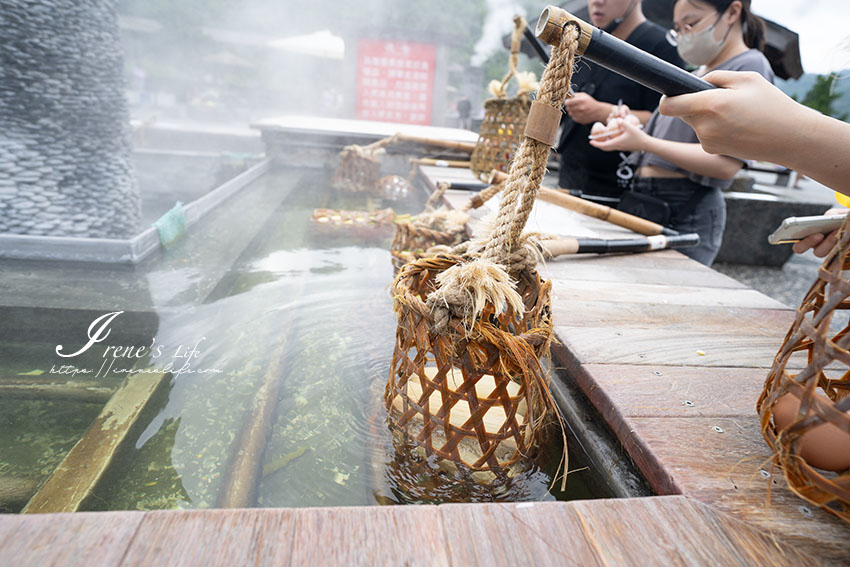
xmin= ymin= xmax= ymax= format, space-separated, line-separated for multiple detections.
xmin=489 ymin=170 xmax=671 ymax=236
xmin=0 ymin=476 xmax=38 ymax=512
xmin=23 ymin=370 xmax=171 ymax=513
xmin=0 ymin=380 xmax=114 ymax=404
xmin=411 ymin=158 xmax=472 ymax=169
xmin=540 ymin=233 xmax=699 ymax=257
xmin=214 ymin=335 xmax=289 ymax=508
xmin=394 ymin=134 xmax=476 ymax=153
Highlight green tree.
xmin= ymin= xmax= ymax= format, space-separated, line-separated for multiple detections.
xmin=800 ymin=73 xmax=848 ymax=121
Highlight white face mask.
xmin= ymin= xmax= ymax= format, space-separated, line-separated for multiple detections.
xmin=676 ymin=13 xmax=731 ymax=66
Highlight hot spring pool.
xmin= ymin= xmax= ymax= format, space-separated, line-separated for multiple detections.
xmin=0 ymin=168 xmax=617 ymax=512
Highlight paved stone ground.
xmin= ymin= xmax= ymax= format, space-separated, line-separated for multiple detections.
xmin=713 ymin=169 xmax=839 ymax=310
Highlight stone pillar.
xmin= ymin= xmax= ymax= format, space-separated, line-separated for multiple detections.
xmin=0 ymin=0 xmax=140 ymax=238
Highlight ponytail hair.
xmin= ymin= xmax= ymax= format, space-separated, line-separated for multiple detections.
xmin=687 ymin=0 xmax=766 ymax=50
xmin=739 ymin=2 xmax=766 ymax=50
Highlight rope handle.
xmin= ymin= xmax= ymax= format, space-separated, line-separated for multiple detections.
xmin=462 ymin=181 xmax=504 ymax=211
xmin=483 ymin=23 xmax=579 ymax=265
xmin=493 ymin=15 xmax=526 ymax=99
xmin=425 ymin=181 xmax=450 ymax=212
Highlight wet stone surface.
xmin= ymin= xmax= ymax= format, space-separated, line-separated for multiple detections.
xmin=0 ymin=0 xmax=140 ymax=238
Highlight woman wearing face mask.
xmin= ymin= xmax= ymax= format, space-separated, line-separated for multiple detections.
xmin=589 ymin=0 xmax=773 ymax=266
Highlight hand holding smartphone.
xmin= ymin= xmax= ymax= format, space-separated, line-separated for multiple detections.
xmin=768 ymin=213 xmax=848 ymax=245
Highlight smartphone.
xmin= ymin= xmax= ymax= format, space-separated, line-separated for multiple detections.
xmin=768 ymin=213 xmax=848 ymax=245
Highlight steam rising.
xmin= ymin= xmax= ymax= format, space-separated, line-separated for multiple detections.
xmin=470 ymin=0 xmax=526 ymax=66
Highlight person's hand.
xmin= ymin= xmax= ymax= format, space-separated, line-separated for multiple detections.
xmin=564 ymin=93 xmax=611 ymax=125
xmin=792 ymin=231 xmax=839 ymax=257
xmin=659 ymin=71 xmax=808 ymax=162
xmin=607 ymin=103 xmax=631 ymax=121
xmin=792 ymin=207 xmax=846 ymax=257
xmin=588 ymin=118 xmax=649 ymax=153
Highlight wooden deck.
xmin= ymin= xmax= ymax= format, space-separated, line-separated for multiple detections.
xmin=2 ymin=164 xmax=848 ymax=565
xmin=0 ymin=496 xmax=821 ymax=567
xmin=435 ymin=166 xmax=848 ymax=565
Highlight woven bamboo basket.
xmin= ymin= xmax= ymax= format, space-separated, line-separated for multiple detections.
xmin=334 ymin=134 xmax=475 ymax=194
xmin=384 ymin=21 xmax=579 ymax=491
xmin=390 ymin=181 xmax=502 ymax=270
xmin=332 ymin=146 xmax=381 ymax=193
xmin=390 ymin=222 xmax=464 ymax=269
xmin=470 ymin=98 xmax=531 ymax=182
xmin=758 ymin=216 xmax=850 ymax=524
xmin=311 ymin=207 xmax=396 ymax=241
xmin=386 ymin=254 xmax=554 ymax=484
xmin=469 ymin=16 xmax=534 ymax=182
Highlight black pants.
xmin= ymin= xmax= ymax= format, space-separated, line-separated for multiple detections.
xmin=631 ymin=177 xmax=726 ymax=266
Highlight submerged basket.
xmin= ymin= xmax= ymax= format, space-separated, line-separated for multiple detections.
xmin=311 ymin=207 xmax=396 ymax=241
xmin=758 ymin=215 xmax=850 ymax=524
xmin=390 ymin=181 xmax=503 ymax=271
xmin=386 ymin=255 xmax=554 ymax=484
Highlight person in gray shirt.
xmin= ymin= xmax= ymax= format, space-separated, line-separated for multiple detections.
xmin=589 ymin=0 xmax=774 ymax=265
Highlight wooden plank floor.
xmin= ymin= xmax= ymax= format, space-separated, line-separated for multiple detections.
xmin=0 ymin=496 xmax=817 ymax=567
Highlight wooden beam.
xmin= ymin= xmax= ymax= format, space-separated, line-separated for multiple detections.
xmin=22 ymin=371 xmax=171 ymax=513
xmin=0 ymin=476 xmax=38 ymax=512
xmin=0 ymin=380 xmax=114 ymax=404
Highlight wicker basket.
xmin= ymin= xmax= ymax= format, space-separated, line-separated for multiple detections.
xmin=332 ymin=145 xmax=381 ymax=193
xmin=469 ymin=16 xmax=532 ymax=182
xmin=470 ymin=97 xmax=531 ymax=181
xmin=758 ymin=216 xmax=850 ymax=524
xmin=385 ymin=254 xmax=554 ymax=485
xmin=390 ymin=181 xmax=503 ymax=271
xmin=390 ymin=222 xmax=465 ymax=270
xmin=384 ymin=16 xmax=578 ymax=493
xmin=311 ymin=207 xmax=396 ymax=241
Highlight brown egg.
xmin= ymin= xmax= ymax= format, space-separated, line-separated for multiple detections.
xmin=773 ymin=392 xmax=850 ymax=472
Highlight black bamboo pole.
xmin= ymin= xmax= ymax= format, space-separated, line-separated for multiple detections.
xmin=524 ymin=23 xmax=550 ymax=64
xmin=542 ymin=233 xmax=700 ymax=257
xmin=535 ymin=5 xmax=715 ymax=96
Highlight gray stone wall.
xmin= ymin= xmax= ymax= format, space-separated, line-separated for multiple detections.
xmin=0 ymin=0 xmax=140 ymax=238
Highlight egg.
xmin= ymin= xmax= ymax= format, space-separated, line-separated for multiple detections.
xmin=772 ymin=392 xmax=850 ymax=472
xmin=590 ymin=122 xmax=607 ymax=138
xmin=606 ymin=117 xmax=623 ymax=136
xmin=625 ymin=113 xmax=641 ymax=127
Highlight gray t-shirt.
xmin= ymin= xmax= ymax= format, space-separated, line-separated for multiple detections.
xmin=628 ymin=49 xmax=775 ymax=189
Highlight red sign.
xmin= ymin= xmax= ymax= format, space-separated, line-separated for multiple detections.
xmin=356 ymin=39 xmax=436 ymax=125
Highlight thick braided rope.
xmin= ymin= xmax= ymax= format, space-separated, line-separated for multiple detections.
xmin=494 ymin=16 xmax=526 ymax=98
xmin=425 ymin=181 xmax=450 ymax=211
xmin=462 ymin=181 xmax=504 ymax=211
xmin=482 ymin=24 xmax=579 ymax=266
xmin=423 ymin=25 xmax=578 ymax=331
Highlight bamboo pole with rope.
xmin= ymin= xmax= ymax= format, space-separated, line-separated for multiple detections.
xmin=386 ymin=22 xmax=584 ymax=491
